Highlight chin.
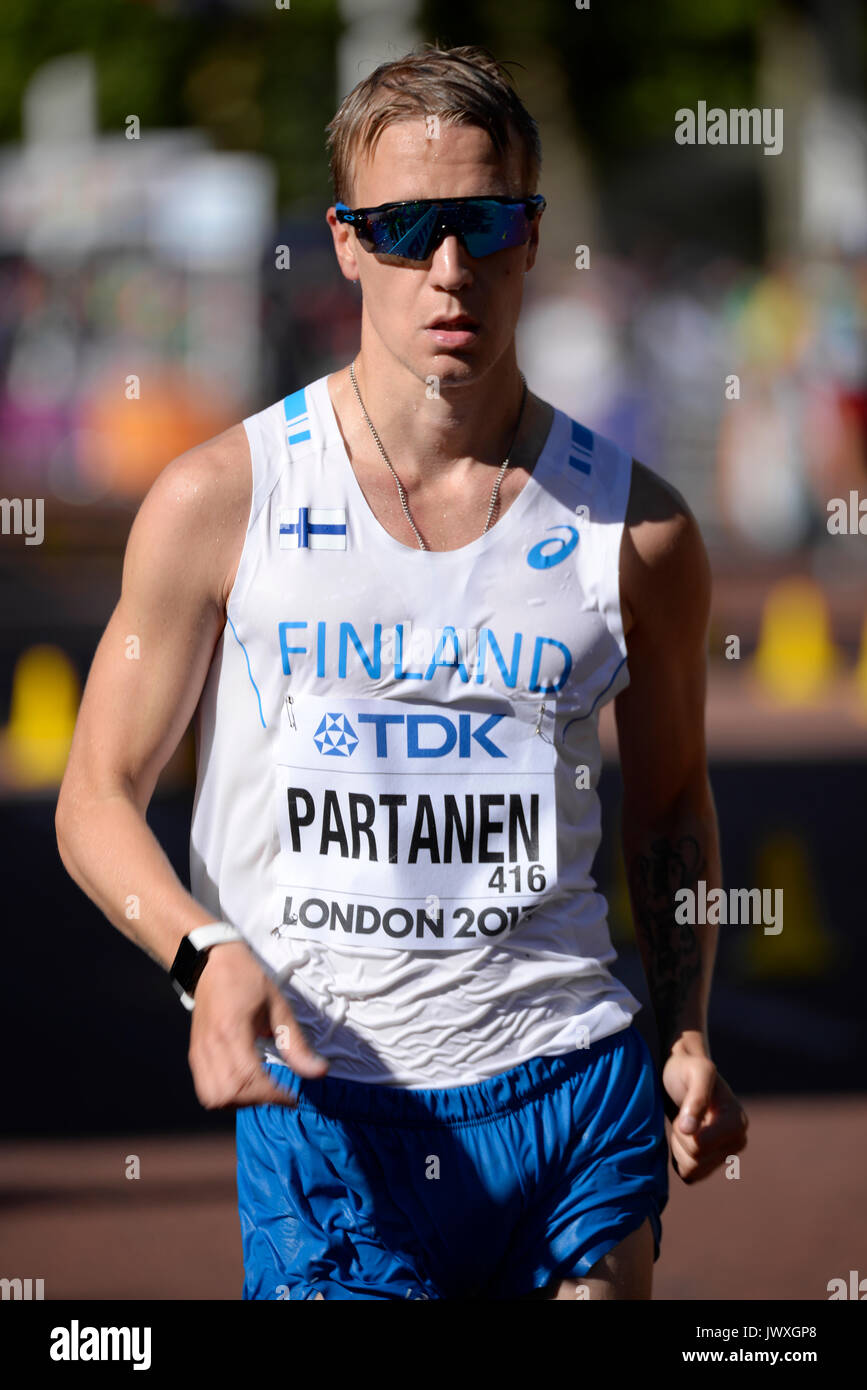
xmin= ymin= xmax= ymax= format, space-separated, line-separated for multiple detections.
xmin=424 ymin=353 xmax=487 ymax=374
xmin=422 ymin=363 xmax=476 ymax=390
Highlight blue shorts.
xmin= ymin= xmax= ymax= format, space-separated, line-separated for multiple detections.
xmin=235 ymin=1022 xmax=669 ymax=1300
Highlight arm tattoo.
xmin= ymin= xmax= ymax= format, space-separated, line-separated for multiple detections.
xmin=627 ymin=834 xmax=705 ymax=1056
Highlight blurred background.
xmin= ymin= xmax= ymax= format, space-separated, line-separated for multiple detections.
xmin=1 ymin=0 xmax=865 ymax=1300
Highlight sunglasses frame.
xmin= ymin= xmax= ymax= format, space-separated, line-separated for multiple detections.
xmin=334 ymin=194 xmax=547 ymax=262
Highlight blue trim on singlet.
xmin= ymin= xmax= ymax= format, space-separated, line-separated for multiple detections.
xmin=560 ymin=653 xmax=627 ymax=742
xmin=227 ymin=613 xmax=267 ymax=729
xmin=567 ymin=419 xmax=594 ymax=474
xmin=283 ymin=388 xmax=311 ymax=445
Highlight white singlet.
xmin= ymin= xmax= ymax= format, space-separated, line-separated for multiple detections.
xmin=189 ymin=373 xmax=642 ymax=1086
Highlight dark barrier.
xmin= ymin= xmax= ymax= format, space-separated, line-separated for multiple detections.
xmin=1 ymin=758 xmax=863 ymax=1135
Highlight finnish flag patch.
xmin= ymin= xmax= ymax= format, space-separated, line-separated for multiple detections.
xmin=279 ymin=506 xmax=347 ymax=550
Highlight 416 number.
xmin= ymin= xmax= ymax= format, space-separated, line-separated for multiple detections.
xmin=487 ymin=863 xmax=546 ymax=894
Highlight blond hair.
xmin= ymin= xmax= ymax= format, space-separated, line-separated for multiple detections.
xmin=326 ymin=43 xmax=542 ymax=205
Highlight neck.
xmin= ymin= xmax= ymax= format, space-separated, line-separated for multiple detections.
xmin=347 ymin=334 xmax=529 ymax=486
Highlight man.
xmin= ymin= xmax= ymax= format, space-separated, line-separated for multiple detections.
xmin=56 ymin=43 xmax=748 ymax=1301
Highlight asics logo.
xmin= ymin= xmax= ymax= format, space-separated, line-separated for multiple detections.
xmin=526 ymin=525 xmax=579 ymax=570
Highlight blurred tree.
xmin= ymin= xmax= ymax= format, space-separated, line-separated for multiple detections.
xmin=418 ymin=0 xmax=867 ymax=258
xmin=422 ymin=0 xmax=789 ymax=157
xmin=1 ymin=0 xmax=864 ymax=241
xmin=0 ymin=0 xmax=341 ymax=211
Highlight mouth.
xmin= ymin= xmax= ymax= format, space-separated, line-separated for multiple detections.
xmin=425 ymin=313 xmax=481 ymax=347
xmin=427 ymin=314 xmax=480 ymax=330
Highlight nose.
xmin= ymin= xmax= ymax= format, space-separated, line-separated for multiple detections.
xmin=429 ymin=233 xmax=473 ymax=288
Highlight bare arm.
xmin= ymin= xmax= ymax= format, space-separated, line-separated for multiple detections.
xmin=616 ymin=462 xmax=718 ymax=1063
xmin=56 ymin=435 xmax=239 ymax=965
xmin=55 ymin=427 xmax=327 ymax=1107
xmin=615 ymin=460 xmax=747 ymax=1180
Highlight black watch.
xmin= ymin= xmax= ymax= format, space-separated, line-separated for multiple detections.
xmin=170 ymin=923 xmax=243 ymax=1010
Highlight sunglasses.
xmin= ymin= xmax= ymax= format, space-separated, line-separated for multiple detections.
xmin=334 ymin=194 xmax=546 ymax=263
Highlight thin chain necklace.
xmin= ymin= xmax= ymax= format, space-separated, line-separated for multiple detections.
xmin=348 ymin=360 xmax=528 ymax=551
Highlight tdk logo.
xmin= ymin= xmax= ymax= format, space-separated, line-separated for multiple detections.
xmin=333 ymin=711 xmax=508 ymax=759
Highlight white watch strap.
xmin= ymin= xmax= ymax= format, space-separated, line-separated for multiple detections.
xmin=187 ymin=922 xmax=243 ymax=951
xmin=178 ymin=922 xmax=244 ymax=1011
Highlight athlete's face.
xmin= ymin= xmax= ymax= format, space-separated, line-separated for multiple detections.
xmin=327 ymin=120 xmax=542 ymax=389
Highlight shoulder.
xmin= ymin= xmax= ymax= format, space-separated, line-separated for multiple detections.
xmin=620 ymin=458 xmax=711 ymax=638
xmin=149 ymin=420 xmax=251 ymax=513
xmin=124 ymin=421 xmax=252 ymax=611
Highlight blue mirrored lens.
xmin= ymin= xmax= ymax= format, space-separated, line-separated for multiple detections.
xmin=369 ymin=204 xmax=442 ymax=259
xmin=363 ymin=200 xmax=535 ymax=260
xmin=461 ymin=203 xmax=531 ymax=257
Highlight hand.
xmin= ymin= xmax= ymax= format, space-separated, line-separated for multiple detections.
xmin=661 ymin=1048 xmax=748 ymax=1183
xmin=188 ymin=940 xmax=329 ymax=1110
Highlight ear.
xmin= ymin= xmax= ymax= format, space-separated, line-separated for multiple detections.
xmin=523 ymin=207 xmax=543 ymax=273
xmin=326 ymin=205 xmax=361 ymax=283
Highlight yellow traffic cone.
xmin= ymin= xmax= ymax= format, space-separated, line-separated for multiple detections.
xmin=3 ymin=645 xmax=80 ymax=788
xmin=737 ymin=830 xmax=836 ymax=979
xmin=753 ymin=577 xmax=838 ymax=704
xmin=853 ymin=613 xmax=867 ymax=721
xmin=605 ymin=829 xmax=634 ymax=950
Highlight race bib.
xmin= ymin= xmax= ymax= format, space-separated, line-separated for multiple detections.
xmin=271 ymin=692 xmax=558 ymax=950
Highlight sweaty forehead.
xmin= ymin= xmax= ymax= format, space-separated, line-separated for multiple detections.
xmin=351 ymin=119 xmax=526 ymax=205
